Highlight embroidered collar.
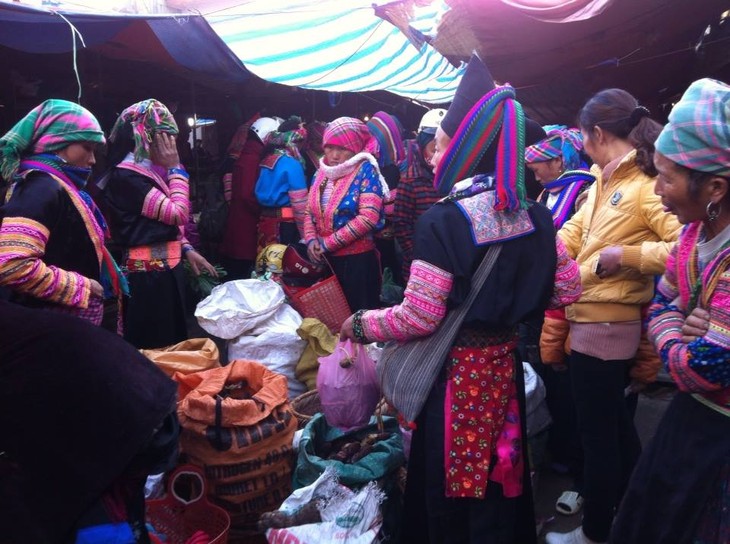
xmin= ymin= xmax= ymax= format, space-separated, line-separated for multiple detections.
xmin=447 ymin=175 xmax=535 ymax=245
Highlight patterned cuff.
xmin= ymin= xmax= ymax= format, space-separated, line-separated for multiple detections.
xmin=352 ymin=309 xmax=367 ymax=343
xmin=182 ymin=244 xmax=194 ymax=255
xmin=168 ymin=166 xmax=188 ymax=178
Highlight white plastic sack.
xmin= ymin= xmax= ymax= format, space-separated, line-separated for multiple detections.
xmin=228 ymin=304 xmax=308 ymax=398
xmin=194 ymin=278 xmax=285 ymax=339
xmin=266 ymin=467 xmax=384 ymax=544
xmin=523 ymin=362 xmax=552 ymax=438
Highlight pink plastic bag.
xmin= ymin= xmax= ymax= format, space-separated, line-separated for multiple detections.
xmin=316 ymin=339 xmax=380 ymax=432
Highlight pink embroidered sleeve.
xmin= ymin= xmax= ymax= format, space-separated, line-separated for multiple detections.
xmin=360 ymin=259 xmax=453 ymax=341
xmin=321 ymin=176 xmax=383 ymax=253
xmin=140 ymin=172 xmax=190 ymax=225
xmin=289 ymin=188 xmax=309 ymax=239
xmin=548 ymin=237 xmax=582 ymax=309
xmin=0 ymin=217 xmax=91 ymax=308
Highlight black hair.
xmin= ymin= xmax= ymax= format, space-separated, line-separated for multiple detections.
xmin=105 ymin=120 xmax=135 ymax=169
xmin=578 ymin=88 xmax=663 ymax=177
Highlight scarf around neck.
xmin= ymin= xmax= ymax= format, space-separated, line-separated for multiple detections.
xmin=317 ymin=151 xmax=390 ymax=200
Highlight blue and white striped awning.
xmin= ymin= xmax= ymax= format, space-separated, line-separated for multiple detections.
xmin=206 ymin=0 xmax=464 ymax=104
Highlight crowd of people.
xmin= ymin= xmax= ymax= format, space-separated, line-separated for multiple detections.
xmin=0 ymin=52 xmax=728 ymax=544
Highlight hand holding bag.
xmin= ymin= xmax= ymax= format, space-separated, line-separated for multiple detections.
xmin=377 ymin=244 xmax=502 ymax=424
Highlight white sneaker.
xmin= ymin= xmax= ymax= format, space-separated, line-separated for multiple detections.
xmin=544 ymin=526 xmax=606 ymax=544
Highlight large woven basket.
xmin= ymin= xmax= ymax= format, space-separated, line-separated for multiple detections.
xmin=290 ymin=389 xmax=322 ymax=429
xmin=283 ymin=272 xmax=351 ymax=333
xmin=146 ymin=465 xmax=230 ymax=544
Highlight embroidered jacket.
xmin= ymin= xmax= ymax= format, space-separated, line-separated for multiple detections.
xmin=304 ymin=160 xmax=385 ymax=256
xmin=0 ymin=170 xmax=102 ymax=309
xmin=648 ymin=221 xmax=730 ymax=415
xmin=103 ymin=162 xmax=190 ymax=251
xmin=361 ymin=186 xmax=581 ymax=341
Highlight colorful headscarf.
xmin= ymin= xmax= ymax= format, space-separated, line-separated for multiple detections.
xmin=524 ymin=125 xmax=584 ymax=171
xmin=655 ymin=78 xmax=730 ymax=177
xmin=434 ymin=85 xmax=528 ymax=212
xmin=367 ymin=111 xmax=405 ymax=168
xmin=323 ymin=117 xmax=379 ymax=157
xmin=265 ymin=117 xmax=307 ymax=167
xmin=0 ymin=99 xmax=104 ymax=181
xmin=109 ymin=99 xmax=178 ymax=163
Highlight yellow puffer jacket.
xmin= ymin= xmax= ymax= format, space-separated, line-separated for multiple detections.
xmin=558 ymin=150 xmax=682 ymax=324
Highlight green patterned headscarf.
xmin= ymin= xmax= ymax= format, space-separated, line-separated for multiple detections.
xmin=109 ymin=99 xmax=178 ymax=162
xmin=0 ymin=99 xmax=104 ymax=181
xmin=655 ymin=78 xmax=730 ymax=177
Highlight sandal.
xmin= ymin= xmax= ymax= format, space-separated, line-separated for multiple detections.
xmin=555 ymin=490 xmax=584 ymax=515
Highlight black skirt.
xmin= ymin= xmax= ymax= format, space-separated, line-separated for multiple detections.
xmin=328 ymin=249 xmax=381 ymax=312
xmin=610 ymin=392 xmax=730 ymax=544
xmin=123 ymin=264 xmax=188 ymax=349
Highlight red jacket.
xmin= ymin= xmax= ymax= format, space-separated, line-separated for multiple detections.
xmin=220 ymin=138 xmax=263 ymax=260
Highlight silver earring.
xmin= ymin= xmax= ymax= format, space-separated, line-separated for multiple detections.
xmin=707 ymin=201 xmax=721 ymax=222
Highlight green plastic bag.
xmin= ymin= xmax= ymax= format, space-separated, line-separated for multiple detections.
xmin=380 ymin=267 xmax=404 ymax=306
xmin=293 ymin=413 xmax=405 ymax=489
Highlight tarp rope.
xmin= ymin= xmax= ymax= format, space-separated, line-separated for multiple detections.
xmin=51 ymin=10 xmax=87 ymax=103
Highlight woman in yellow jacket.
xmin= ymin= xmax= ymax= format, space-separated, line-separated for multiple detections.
xmin=545 ymin=89 xmax=682 ymax=544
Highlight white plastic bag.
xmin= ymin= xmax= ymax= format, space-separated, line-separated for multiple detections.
xmin=523 ymin=362 xmax=552 ymax=438
xmin=194 ymin=278 xmax=285 ymax=339
xmin=228 ymin=304 xmax=308 ymax=398
xmin=144 ymin=473 xmax=164 ymax=499
xmin=266 ymin=468 xmax=384 ymax=544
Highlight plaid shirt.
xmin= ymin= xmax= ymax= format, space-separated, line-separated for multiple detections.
xmin=393 ymin=171 xmax=441 ymax=281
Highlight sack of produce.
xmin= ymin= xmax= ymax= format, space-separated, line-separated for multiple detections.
xmin=292 ymin=413 xmax=404 ymax=490
xmin=141 ymin=338 xmax=221 ymax=378
xmin=176 ymin=360 xmax=298 ymax=540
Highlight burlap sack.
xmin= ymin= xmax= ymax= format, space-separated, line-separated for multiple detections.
xmin=141 ymin=338 xmax=220 ymax=377
xmin=176 ymin=360 xmax=297 ymax=539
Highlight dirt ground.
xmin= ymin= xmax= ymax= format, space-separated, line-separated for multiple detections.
xmin=534 ymin=383 xmax=676 ymax=541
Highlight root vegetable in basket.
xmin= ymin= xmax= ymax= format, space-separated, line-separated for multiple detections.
xmin=328 ymin=441 xmax=361 ymax=462
xmin=258 ymin=500 xmax=322 ymax=530
xmin=321 ymin=432 xmax=392 ymax=463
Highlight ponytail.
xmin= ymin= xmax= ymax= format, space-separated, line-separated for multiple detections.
xmin=579 ymin=89 xmax=663 ymax=177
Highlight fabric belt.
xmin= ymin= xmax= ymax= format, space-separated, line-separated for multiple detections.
xmin=261 ymin=206 xmax=294 ymax=219
xmin=453 ymin=326 xmax=518 ymax=348
xmin=125 ymin=240 xmax=181 ymax=272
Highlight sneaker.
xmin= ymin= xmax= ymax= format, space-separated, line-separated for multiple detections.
xmin=555 ymin=490 xmax=584 ymax=515
xmin=544 ymin=526 xmax=606 ymax=544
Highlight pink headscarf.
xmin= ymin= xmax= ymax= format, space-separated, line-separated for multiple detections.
xmin=323 ymin=117 xmax=379 ymax=156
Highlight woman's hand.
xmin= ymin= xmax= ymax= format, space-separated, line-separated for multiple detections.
xmin=682 ymin=307 xmax=710 ymax=343
xmin=186 ymin=249 xmax=218 ymax=277
xmin=307 ymin=239 xmax=324 ymax=263
xmin=596 ymin=246 xmax=623 ymax=278
xmin=340 ymin=315 xmax=356 ymax=341
xmin=149 ymin=132 xmax=180 ymax=169
xmin=89 ymin=279 xmax=104 ymax=298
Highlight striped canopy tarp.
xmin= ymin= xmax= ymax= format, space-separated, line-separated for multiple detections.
xmin=206 ymin=0 xmax=464 ymax=104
